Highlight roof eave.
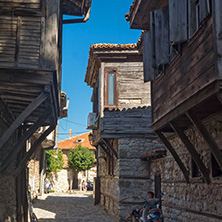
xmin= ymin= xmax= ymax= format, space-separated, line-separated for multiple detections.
xmin=128 ymin=0 xmax=169 ymax=30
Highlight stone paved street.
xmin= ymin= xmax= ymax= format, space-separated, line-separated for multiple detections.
xmin=33 ymin=192 xmax=114 ymax=222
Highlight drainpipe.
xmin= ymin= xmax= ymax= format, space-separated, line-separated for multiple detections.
xmin=62 ymin=7 xmax=91 ymax=24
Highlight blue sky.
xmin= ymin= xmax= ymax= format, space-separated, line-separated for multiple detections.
xmin=58 ymin=0 xmax=141 ymax=141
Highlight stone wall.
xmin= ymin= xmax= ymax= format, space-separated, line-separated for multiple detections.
xmin=118 ymin=138 xmax=163 ymax=219
xmin=98 ymin=137 xmax=163 ymax=221
xmin=28 ymin=148 xmax=41 ymax=199
xmin=51 ymin=167 xmax=97 ymax=192
xmin=149 ymin=114 xmax=222 ymax=222
xmin=0 ymin=99 xmax=17 ymax=222
xmin=50 ymin=169 xmax=70 ymax=192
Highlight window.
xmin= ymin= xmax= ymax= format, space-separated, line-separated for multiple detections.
xmin=191 ymin=158 xmax=201 ymax=178
xmin=189 ymin=0 xmax=211 ymax=37
xmin=104 ymin=68 xmax=117 ymax=107
xmin=189 ymin=0 xmax=201 ymax=37
xmin=108 ymin=73 xmax=115 ymax=105
xmin=211 ymin=153 xmax=222 ymax=178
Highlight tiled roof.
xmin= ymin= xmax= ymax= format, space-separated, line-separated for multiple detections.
xmin=85 ymin=43 xmax=139 ymax=85
xmin=140 ymin=148 xmax=167 ymax=160
xmin=125 ymin=0 xmax=138 ymax=22
xmin=104 ymin=105 xmax=149 ymax=113
xmin=90 ymin=43 xmax=137 ymax=50
xmin=58 ymin=131 xmax=95 ymax=150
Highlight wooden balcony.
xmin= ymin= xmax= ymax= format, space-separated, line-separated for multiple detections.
xmin=99 ymin=106 xmax=155 ymax=139
xmin=151 ymin=16 xmax=222 ymax=132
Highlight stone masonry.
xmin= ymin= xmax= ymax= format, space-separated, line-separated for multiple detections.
xmin=99 ymin=137 xmax=163 ymax=221
xmin=149 ymin=114 xmax=222 ymax=222
xmin=0 ymin=99 xmax=17 ymax=222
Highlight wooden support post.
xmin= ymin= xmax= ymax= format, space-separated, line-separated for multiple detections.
xmin=0 ymin=112 xmax=50 ymax=176
xmin=155 ymin=131 xmax=190 ymax=183
xmin=99 ymin=142 xmax=111 ymax=158
xmin=170 ymin=121 xmax=210 ymax=184
xmin=102 ymin=138 xmax=118 ymax=159
xmin=15 ymin=125 xmax=55 ymax=176
xmin=0 ymin=91 xmax=49 ymax=152
xmin=186 ymin=110 xmax=222 ymax=171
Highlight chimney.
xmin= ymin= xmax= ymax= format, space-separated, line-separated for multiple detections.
xmin=69 ymin=129 xmax=72 ymax=139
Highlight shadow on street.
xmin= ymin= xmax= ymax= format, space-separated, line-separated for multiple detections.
xmin=33 ymin=192 xmax=114 ymax=222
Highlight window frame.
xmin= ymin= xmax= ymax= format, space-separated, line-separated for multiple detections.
xmin=211 ymin=152 xmax=222 ymax=178
xmin=104 ymin=67 xmax=118 ymax=108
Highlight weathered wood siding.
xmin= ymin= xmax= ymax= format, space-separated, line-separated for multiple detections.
xmin=104 ymin=62 xmax=151 ymax=110
xmin=100 ymin=107 xmax=155 ymax=137
xmin=0 ymin=0 xmax=60 ymax=71
xmin=0 ymin=0 xmax=42 ymax=9
xmin=152 ymin=16 xmax=216 ymax=125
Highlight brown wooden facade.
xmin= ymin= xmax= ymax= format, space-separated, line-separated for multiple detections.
xmin=85 ymin=44 xmax=153 ymax=144
xmin=0 ymin=0 xmax=91 ymax=221
xmin=85 ymin=44 xmax=161 ymax=219
xmin=127 ymin=0 xmax=222 ymax=183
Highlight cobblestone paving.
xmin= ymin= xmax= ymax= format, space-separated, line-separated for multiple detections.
xmin=33 ymin=192 xmax=114 ymax=222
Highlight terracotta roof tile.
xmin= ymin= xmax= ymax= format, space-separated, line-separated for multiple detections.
xmin=58 ymin=131 xmax=95 ymax=150
xmin=125 ymin=0 xmax=139 ymax=22
xmin=85 ymin=43 xmax=139 ymax=85
xmin=90 ymin=43 xmax=137 ymax=50
xmin=104 ymin=106 xmax=149 ymax=113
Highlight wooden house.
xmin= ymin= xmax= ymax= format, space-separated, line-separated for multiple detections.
xmin=0 ymin=0 xmax=91 ymax=221
xmin=127 ymin=0 xmax=222 ymax=221
xmin=85 ymin=43 xmax=163 ymax=220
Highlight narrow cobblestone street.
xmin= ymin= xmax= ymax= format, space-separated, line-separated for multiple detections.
xmin=33 ymin=192 xmax=114 ymax=222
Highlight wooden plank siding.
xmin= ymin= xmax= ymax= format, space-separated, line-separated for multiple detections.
xmin=100 ymin=107 xmax=155 ymax=138
xmin=0 ymin=15 xmax=41 ymax=69
xmin=0 ymin=0 xmax=41 ymax=9
xmin=103 ymin=62 xmax=151 ymax=110
xmin=152 ymin=16 xmax=216 ymax=128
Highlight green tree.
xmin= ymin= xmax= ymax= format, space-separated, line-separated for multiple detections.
xmin=68 ymin=144 xmax=95 ymax=172
xmin=45 ymin=149 xmax=64 ymax=174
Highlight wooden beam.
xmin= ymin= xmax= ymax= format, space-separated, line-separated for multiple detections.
xmin=0 ymin=112 xmax=50 ymax=176
xmin=155 ymin=130 xmax=190 ymax=183
xmin=102 ymin=138 xmax=118 ymax=159
xmin=0 ymin=91 xmax=49 ymax=151
xmin=99 ymin=142 xmax=111 ymax=158
xmin=15 ymin=125 xmax=55 ymax=176
xmin=170 ymin=121 xmax=210 ymax=184
xmin=186 ymin=110 xmax=222 ymax=171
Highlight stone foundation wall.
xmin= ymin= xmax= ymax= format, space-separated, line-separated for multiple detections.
xmin=28 ymin=148 xmax=41 ymax=199
xmin=0 ymin=99 xmax=17 ymax=222
xmin=98 ymin=137 xmax=163 ymax=221
xmin=150 ymin=114 xmax=222 ymax=222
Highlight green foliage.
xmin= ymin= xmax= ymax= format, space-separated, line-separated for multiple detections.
xmin=45 ymin=149 xmax=64 ymax=174
xmin=68 ymin=144 xmax=95 ymax=172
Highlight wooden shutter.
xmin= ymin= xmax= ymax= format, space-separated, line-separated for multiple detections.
xmin=169 ymin=0 xmax=188 ymax=44
xmin=0 ymin=16 xmax=17 ymax=67
xmin=200 ymin=0 xmax=210 ymax=23
xmin=143 ymin=31 xmax=155 ymax=82
xmin=154 ymin=6 xmax=170 ymax=66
